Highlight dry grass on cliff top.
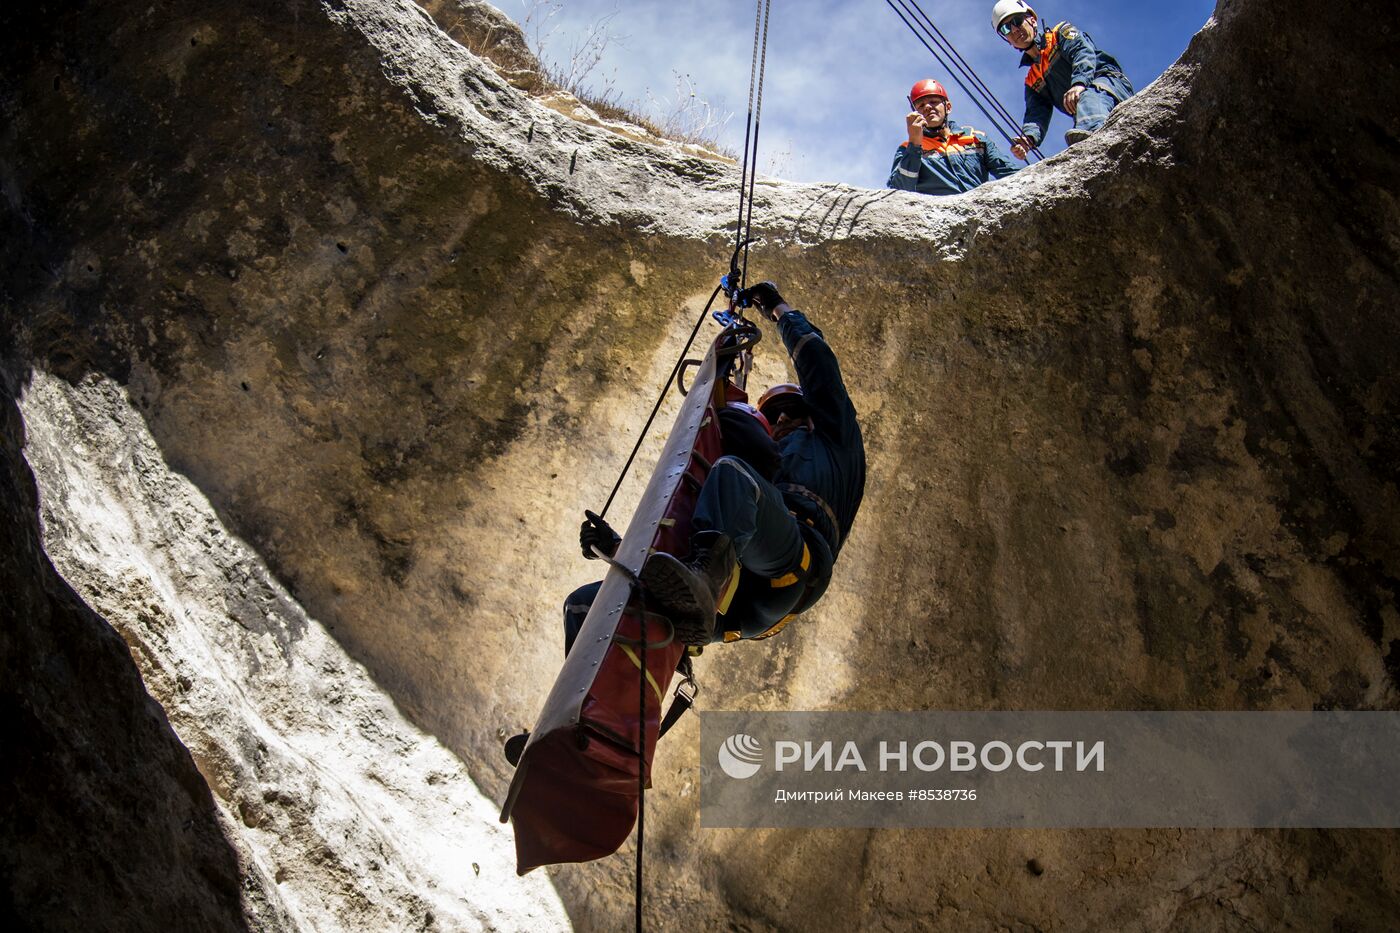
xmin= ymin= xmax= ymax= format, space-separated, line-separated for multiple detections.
xmin=435 ymin=0 xmax=736 ymax=158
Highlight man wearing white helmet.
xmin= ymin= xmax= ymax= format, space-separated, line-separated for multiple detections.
xmin=991 ymin=0 xmax=1133 ymax=158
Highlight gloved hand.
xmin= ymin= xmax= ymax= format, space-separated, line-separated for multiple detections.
xmin=579 ymin=509 xmax=621 ymax=560
xmin=737 ymin=281 xmax=785 ymax=319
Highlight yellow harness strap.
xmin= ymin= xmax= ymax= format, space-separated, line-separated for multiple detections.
xmin=770 ymin=543 xmax=811 ymax=588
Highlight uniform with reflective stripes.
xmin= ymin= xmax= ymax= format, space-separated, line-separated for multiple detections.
xmin=771 ymin=309 xmax=865 ymax=566
xmin=1018 ymin=21 xmax=1133 ymax=147
xmin=887 ymin=121 xmax=1020 ymax=196
xmin=687 ymin=453 xmax=822 ymax=640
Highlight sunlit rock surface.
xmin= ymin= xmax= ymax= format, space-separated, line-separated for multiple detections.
xmin=17 ymin=371 xmax=568 ymax=930
xmin=2 ymin=0 xmax=1397 ymax=929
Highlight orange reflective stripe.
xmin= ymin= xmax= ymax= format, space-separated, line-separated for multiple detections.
xmin=1024 ymin=24 xmax=1063 ymax=89
xmin=911 ymin=133 xmax=984 ymax=156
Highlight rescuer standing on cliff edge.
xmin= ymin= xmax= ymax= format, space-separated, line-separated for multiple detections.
xmin=888 ymin=78 xmax=1020 ymax=195
xmin=993 ymin=0 xmax=1133 ymax=159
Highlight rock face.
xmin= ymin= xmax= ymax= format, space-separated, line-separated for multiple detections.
xmin=2 ymin=0 xmax=1398 ymax=930
xmin=16 ymin=370 xmax=568 ymax=931
xmin=417 ymin=0 xmax=539 ymax=88
xmin=0 ymin=373 xmax=258 ymax=933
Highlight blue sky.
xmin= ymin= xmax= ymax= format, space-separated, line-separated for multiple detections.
xmin=508 ymin=0 xmax=1216 ymax=188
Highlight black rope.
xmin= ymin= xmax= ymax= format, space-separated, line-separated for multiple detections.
xmin=739 ymin=0 xmax=772 ymax=289
xmin=882 ymin=0 xmax=1042 ymax=161
xmin=614 ymin=5 xmax=774 ymax=926
xmin=602 ymin=0 xmax=775 ymax=518
xmin=731 ymin=0 xmax=764 ymax=262
xmin=599 ymin=284 xmax=723 ymax=520
xmin=900 ymin=0 xmax=1040 ymax=158
xmin=895 ymin=0 xmax=1042 ymax=159
xmin=884 ymin=0 xmax=1024 ymax=154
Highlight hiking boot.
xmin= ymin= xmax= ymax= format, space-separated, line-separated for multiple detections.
xmin=1064 ymin=127 xmax=1092 ymax=145
xmin=504 ymin=731 xmax=529 ymax=767
xmin=640 ymin=531 xmax=737 ymax=646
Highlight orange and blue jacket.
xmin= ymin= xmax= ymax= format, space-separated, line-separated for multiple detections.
xmin=1019 ymin=21 xmax=1130 ymax=146
xmin=886 ymin=121 xmax=1019 ymax=196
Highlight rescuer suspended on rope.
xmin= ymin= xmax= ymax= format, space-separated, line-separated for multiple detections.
xmin=561 ymin=281 xmax=866 ymax=655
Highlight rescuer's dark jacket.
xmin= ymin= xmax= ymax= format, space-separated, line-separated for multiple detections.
xmin=563 ymin=310 xmax=866 ymax=648
xmin=717 ymin=405 xmax=781 ymax=482
xmin=887 ymin=120 xmax=1020 ymax=196
xmin=770 ymin=309 xmax=866 ymax=614
xmin=1019 ymin=21 xmax=1130 ymax=146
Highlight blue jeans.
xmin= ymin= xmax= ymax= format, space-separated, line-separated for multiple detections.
xmin=1072 ymin=73 xmax=1133 ymax=137
xmin=692 ymin=456 xmax=803 ymax=577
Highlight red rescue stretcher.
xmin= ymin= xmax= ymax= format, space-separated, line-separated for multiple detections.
xmin=500 ymin=330 xmax=744 ymax=874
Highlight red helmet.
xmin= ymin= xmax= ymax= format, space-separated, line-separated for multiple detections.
xmin=757 ymin=383 xmax=805 ymax=421
xmin=908 ymin=79 xmax=950 ymax=107
xmin=725 ymin=400 xmax=772 ymax=436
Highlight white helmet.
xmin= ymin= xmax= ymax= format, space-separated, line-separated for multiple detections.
xmin=991 ymin=0 xmax=1035 ymax=31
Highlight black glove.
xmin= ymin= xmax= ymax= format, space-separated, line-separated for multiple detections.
xmin=579 ymin=509 xmax=621 ymax=560
xmin=737 ymin=281 xmax=785 ymax=319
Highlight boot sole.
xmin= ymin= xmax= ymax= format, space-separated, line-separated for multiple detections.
xmin=640 ymin=553 xmax=716 ymax=645
xmin=670 ymin=616 xmax=715 ymax=648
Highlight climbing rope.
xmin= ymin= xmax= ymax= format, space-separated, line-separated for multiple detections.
xmin=598 ymin=285 xmax=723 ymax=521
xmin=635 ymin=588 xmax=647 ymax=933
xmin=883 ymin=0 xmax=1044 ymax=160
xmin=739 ymin=0 xmax=773 ymax=288
xmin=600 ymin=0 xmax=773 ymax=521
xmin=730 ymin=0 xmax=764 ymax=276
xmin=614 ymin=5 xmax=774 ymax=929
xmin=897 ymin=0 xmax=1038 ymax=157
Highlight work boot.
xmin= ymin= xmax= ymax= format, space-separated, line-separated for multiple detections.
xmin=503 ymin=731 xmax=529 ymax=767
xmin=1064 ymin=127 xmax=1092 ymax=145
xmin=640 ymin=531 xmax=737 ymax=646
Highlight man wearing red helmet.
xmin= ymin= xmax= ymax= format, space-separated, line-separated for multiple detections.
xmin=887 ymin=78 xmax=1020 ymax=196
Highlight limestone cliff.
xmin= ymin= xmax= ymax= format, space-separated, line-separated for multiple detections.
xmin=2 ymin=0 xmax=1398 ymax=930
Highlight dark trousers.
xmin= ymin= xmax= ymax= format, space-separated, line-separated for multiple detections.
xmin=693 ymin=456 xmax=803 ymax=575
xmin=563 ymin=456 xmax=812 ymax=649
xmin=563 ymin=580 xmax=603 ymax=656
